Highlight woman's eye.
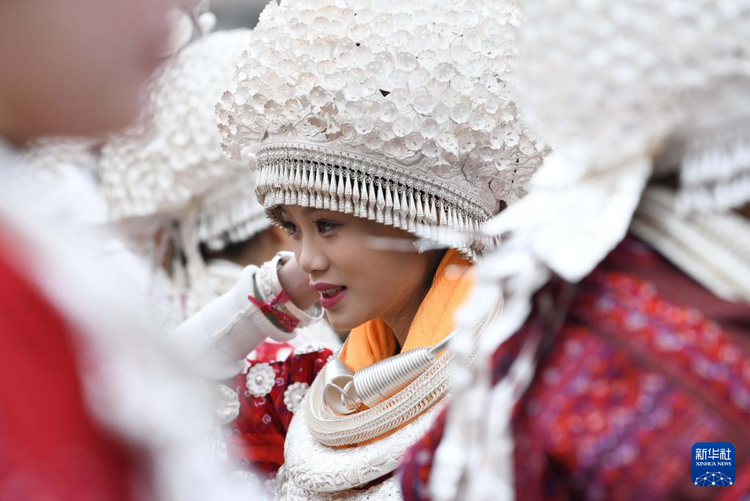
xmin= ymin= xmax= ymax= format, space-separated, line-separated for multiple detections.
xmin=315 ymin=220 xmax=338 ymax=234
xmin=280 ymin=221 xmax=299 ymax=236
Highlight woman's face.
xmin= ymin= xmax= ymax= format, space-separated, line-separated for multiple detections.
xmin=278 ymin=206 xmax=434 ymax=331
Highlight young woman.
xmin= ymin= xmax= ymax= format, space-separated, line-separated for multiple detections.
xmin=175 ymin=0 xmax=546 ymax=497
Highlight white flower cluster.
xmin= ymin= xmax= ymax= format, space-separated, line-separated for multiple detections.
xmin=246 ymin=363 xmax=276 ymax=398
xmin=283 ymin=382 xmax=310 ymax=413
xmin=101 ymin=29 xmax=269 ymax=250
xmin=217 ymin=0 xmax=547 ymax=257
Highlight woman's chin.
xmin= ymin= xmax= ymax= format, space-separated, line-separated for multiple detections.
xmin=324 ymin=310 xmax=364 ymax=332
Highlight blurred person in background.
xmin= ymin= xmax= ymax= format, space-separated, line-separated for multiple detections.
xmin=0 ymin=1 xmax=263 ymax=499
xmin=97 ymin=24 xmax=343 ymax=478
xmin=98 ymin=25 xmax=341 ymax=351
xmin=400 ymin=1 xmax=750 ymax=500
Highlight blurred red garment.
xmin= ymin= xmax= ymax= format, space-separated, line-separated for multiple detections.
xmin=401 ymin=236 xmax=750 ymax=501
xmin=0 ymin=231 xmax=141 ymax=501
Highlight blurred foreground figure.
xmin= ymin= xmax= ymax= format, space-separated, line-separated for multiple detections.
xmin=401 ymin=1 xmax=750 ymax=500
xmin=0 ymin=1 xmax=260 ymax=499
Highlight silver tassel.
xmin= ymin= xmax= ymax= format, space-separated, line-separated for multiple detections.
xmin=293 ymin=163 xmax=302 ymax=190
xmin=407 ymin=190 xmax=417 ymax=232
xmin=375 ymin=181 xmax=385 ymax=223
xmin=344 ymin=172 xmax=353 ymax=214
xmin=300 ymin=165 xmax=310 ymax=206
xmin=335 ymin=171 xmax=345 ymax=212
xmin=291 ymin=164 xmax=301 ymax=205
xmin=314 ymin=167 xmax=323 ymax=209
xmin=416 ymin=192 xmax=425 ymax=223
xmin=271 ymin=164 xmax=281 ymax=206
xmin=360 ymin=178 xmax=369 ymax=218
xmin=368 ymin=178 xmax=377 ymax=220
xmin=352 ymin=175 xmax=361 ymax=217
xmin=277 ymin=164 xmax=285 ymax=206
xmin=284 ymin=162 xmax=292 ymax=205
xmin=385 ymin=182 xmax=394 ymax=225
xmin=393 ymin=186 xmax=402 ymax=228
xmin=284 ymin=161 xmax=291 ymax=187
xmin=400 ymin=189 xmax=410 ymax=230
xmin=258 ymin=165 xmax=268 ymax=191
xmin=272 ymin=163 xmax=279 ymax=188
xmin=322 ymin=169 xmax=331 ymax=210
xmin=330 ymin=171 xmax=339 ymax=212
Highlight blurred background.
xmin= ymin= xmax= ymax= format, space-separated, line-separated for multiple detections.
xmin=212 ymin=0 xmax=268 ymax=29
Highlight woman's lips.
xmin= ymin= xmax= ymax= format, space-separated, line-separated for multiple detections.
xmin=311 ymin=283 xmax=348 ymax=309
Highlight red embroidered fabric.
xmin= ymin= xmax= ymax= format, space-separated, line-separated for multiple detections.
xmin=248 ymin=290 xmax=300 ymax=332
xmin=228 ymin=346 xmax=332 ymax=476
xmin=400 ymin=236 xmax=750 ymax=501
xmin=248 ymin=340 xmax=296 ymax=363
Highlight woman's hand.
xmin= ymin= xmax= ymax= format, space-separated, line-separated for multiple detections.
xmin=278 ymin=256 xmax=318 ymax=310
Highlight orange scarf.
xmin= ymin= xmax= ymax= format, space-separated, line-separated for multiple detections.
xmin=340 ymin=249 xmax=474 ymax=371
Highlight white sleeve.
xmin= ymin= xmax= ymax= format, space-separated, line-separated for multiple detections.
xmin=170 ymin=265 xmax=297 ymax=379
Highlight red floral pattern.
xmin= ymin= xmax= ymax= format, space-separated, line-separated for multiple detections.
xmin=401 ymin=236 xmax=750 ymax=501
xmin=228 ymin=347 xmax=332 ymax=476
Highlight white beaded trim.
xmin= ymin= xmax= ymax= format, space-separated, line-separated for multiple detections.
xmin=256 ymin=143 xmax=495 ymax=259
xmin=197 ymin=195 xmax=271 ymax=252
xmin=677 ymin=117 xmax=750 ymax=213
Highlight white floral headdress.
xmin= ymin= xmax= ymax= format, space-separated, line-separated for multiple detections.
xmin=100 ymin=29 xmax=268 ymax=254
xmin=217 ymin=0 xmax=547 ymax=259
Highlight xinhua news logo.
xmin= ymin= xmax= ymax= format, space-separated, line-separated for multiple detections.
xmin=692 ymin=442 xmax=735 ymax=487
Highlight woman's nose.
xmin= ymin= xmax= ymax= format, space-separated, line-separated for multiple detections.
xmin=296 ymin=236 xmax=329 ymax=276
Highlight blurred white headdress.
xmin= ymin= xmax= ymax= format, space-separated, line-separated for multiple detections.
xmin=497 ymin=0 xmax=750 ymax=281
xmin=101 ymin=28 xmax=267 ymax=253
xmin=100 ymin=28 xmax=269 ymax=307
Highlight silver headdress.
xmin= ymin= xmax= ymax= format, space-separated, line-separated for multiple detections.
xmin=101 ymin=29 xmax=267 ymax=254
xmin=217 ymin=0 xmax=547 ymax=259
